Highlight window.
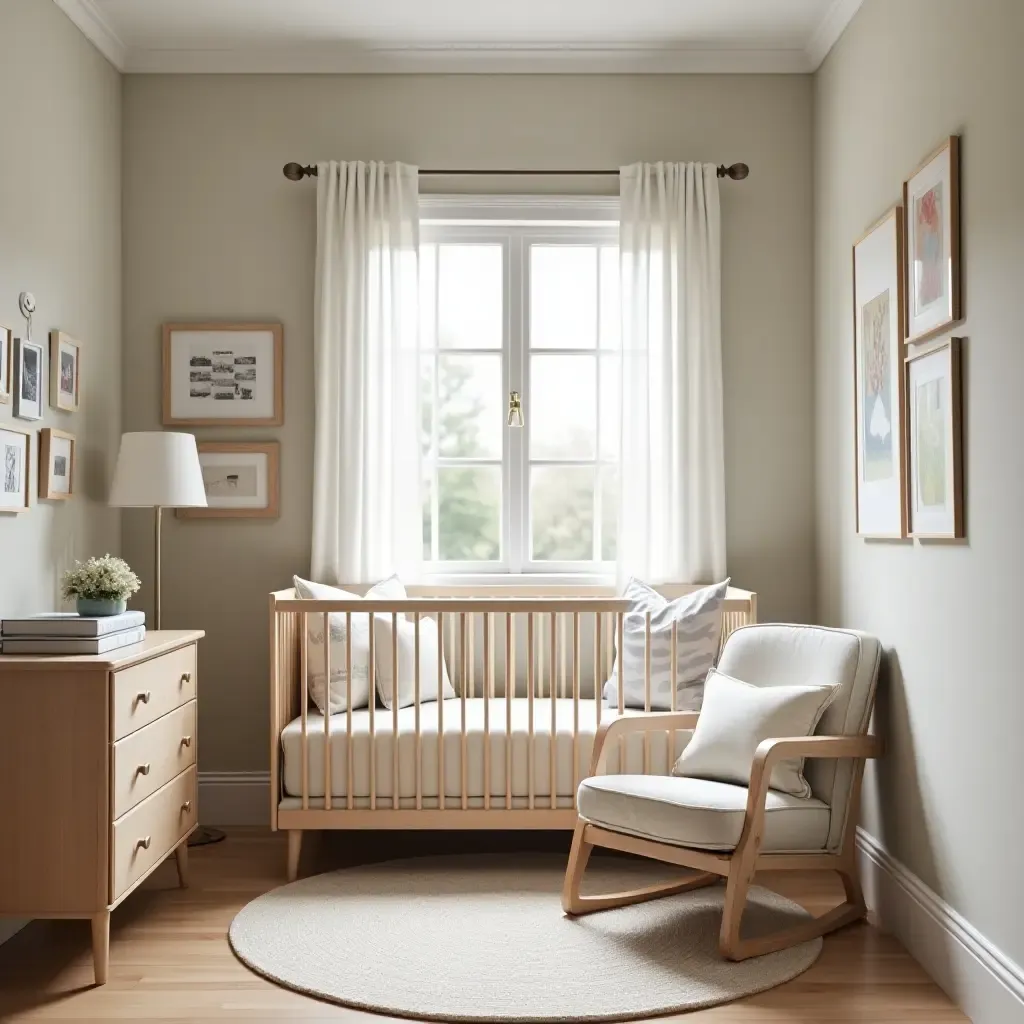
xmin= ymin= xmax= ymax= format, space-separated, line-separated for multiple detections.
xmin=419 ymin=198 xmax=620 ymax=576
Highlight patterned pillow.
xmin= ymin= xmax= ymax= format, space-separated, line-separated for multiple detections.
xmin=603 ymin=578 xmax=730 ymax=711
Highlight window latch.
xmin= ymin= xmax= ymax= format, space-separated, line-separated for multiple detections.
xmin=507 ymin=391 xmax=524 ymax=428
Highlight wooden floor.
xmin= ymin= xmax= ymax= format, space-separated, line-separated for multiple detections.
xmin=0 ymin=828 xmax=965 ymax=1022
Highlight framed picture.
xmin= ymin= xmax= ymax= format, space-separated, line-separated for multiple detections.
xmin=49 ymin=331 xmax=81 ymax=412
xmin=38 ymin=428 xmax=76 ymax=500
xmin=853 ymin=207 xmax=907 ymax=538
xmin=163 ymin=322 xmax=283 ymax=427
xmin=13 ymin=338 xmax=45 ymax=421
xmin=0 ymin=324 xmax=11 ymax=404
xmin=906 ymin=338 xmax=963 ymax=539
xmin=177 ymin=441 xmax=280 ymax=519
xmin=904 ymin=136 xmax=961 ymax=344
xmin=0 ymin=425 xmax=31 ymax=514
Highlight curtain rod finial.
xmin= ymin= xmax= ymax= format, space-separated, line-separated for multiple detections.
xmin=721 ymin=162 xmax=749 ymax=180
xmin=283 ymin=162 xmax=314 ymax=181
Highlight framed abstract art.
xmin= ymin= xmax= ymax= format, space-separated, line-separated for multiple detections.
xmin=39 ymin=428 xmax=76 ymax=501
xmin=906 ymin=338 xmax=963 ymax=539
xmin=49 ymin=331 xmax=81 ymax=412
xmin=176 ymin=441 xmax=280 ymax=519
xmin=853 ymin=207 xmax=907 ymax=538
xmin=13 ymin=338 xmax=44 ymax=421
xmin=0 ymin=324 xmax=11 ymax=404
xmin=904 ymin=136 xmax=961 ymax=344
xmin=0 ymin=424 xmax=31 ymax=514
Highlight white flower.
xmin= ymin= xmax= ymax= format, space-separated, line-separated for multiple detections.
xmin=61 ymin=555 xmax=142 ymax=602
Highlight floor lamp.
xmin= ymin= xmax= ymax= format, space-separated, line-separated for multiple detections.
xmin=109 ymin=432 xmax=224 ymax=846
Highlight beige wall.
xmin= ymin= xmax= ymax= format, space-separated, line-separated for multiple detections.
xmin=0 ymin=0 xmax=122 ymax=616
xmin=122 ymin=73 xmax=814 ymax=772
xmin=815 ymin=0 xmax=1024 ymax=970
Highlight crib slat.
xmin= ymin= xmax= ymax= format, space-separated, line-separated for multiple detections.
xmin=643 ymin=610 xmax=652 ymax=775
xmin=392 ymin=611 xmax=399 ymax=811
xmin=323 ymin=612 xmax=332 ymax=811
xmin=300 ymin=612 xmax=308 ymax=810
xmin=671 ymin=619 xmax=678 ymax=772
xmin=346 ymin=611 xmax=353 ymax=812
xmin=550 ymin=612 xmax=557 ymax=811
xmin=572 ymin=612 xmax=580 ymax=798
xmin=505 ymin=612 xmax=513 ymax=811
xmin=594 ymin=612 xmax=602 ymax=729
xmin=368 ymin=612 xmax=376 ymax=811
xmin=437 ymin=611 xmax=445 ymax=812
xmin=483 ymin=611 xmax=491 ymax=811
xmin=460 ymin=612 xmax=468 ymax=811
xmin=414 ymin=612 xmax=422 ymax=811
xmin=559 ymin=613 xmax=566 ymax=699
xmin=617 ymin=611 xmax=625 ymax=772
xmin=527 ymin=612 xmax=535 ymax=810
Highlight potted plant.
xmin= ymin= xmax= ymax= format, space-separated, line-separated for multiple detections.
xmin=61 ymin=555 xmax=141 ymax=616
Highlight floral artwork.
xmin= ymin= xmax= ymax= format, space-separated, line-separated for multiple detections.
xmin=915 ymin=379 xmax=947 ymax=509
xmin=861 ymin=289 xmax=893 ymax=482
xmin=914 ymin=183 xmax=944 ymax=313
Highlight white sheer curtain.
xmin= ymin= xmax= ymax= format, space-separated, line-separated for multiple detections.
xmin=311 ymin=161 xmax=421 ymax=584
xmin=617 ymin=162 xmax=727 ymax=584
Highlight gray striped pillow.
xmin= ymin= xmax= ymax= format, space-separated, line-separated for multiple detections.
xmin=604 ymin=578 xmax=730 ymax=711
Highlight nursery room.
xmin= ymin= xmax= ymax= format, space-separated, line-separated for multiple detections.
xmin=0 ymin=0 xmax=1021 ymax=1020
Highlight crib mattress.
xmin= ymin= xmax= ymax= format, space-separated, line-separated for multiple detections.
xmin=280 ymin=697 xmax=689 ymax=803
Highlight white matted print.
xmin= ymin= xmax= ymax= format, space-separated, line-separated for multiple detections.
xmin=163 ymin=323 xmax=283 ymax=426
xmin=904 ymin=136 xmax=961 ymax=343
xmin=13 ymin=338 xmax=44 ymax=421
xmin=0 ymin=425 xmax=31 ymax=513
xmin=0 ymin=324 xmax=11 ymax=404
xmin=177 ymin=442 xmax=279 ymax=519
xmin=854 ymin=207 xmax=907 ymax=538
xmin=49 ymin=331 xmax=81 ymax=412
xmin=907 ymin=338 xmax=963 ymax=539
xmin=39 ymin=428 xmax=75 ymax=500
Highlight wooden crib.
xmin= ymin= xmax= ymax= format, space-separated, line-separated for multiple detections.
xmin=269 ymin=583 xmax=757 ymax=878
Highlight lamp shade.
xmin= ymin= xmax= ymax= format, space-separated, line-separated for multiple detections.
xmin=109 ymin=432 xmax=208 ymax=508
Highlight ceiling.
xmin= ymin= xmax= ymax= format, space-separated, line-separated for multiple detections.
xmin=53 ymin=0 xmax=863 ymax=74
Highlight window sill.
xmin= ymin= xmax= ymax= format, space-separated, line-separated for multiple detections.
xmin=419 ymin=571 xmax=616 ymax=589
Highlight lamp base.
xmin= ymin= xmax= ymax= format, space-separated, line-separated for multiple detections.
xmin=188 ymin=825 xmax=226 ymax=847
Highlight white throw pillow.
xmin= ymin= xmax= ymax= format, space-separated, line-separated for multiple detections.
xmin=604 ymin=578 xmax=729 ymax=711
xmin=372 ymin=613 xmax=456 ymax=710
xmin=671 ymin=668 xmax=838 ymax=798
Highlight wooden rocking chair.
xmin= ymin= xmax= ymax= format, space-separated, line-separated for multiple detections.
xmin=562 ymin=624 xmax=882 ymax=961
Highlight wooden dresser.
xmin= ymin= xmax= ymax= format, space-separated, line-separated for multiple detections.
xmin=0 ymin=630 xmax=204 ymax=984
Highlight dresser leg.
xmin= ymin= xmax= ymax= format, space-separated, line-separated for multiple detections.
xmin=286 ymin=830 xmax=303 ymax=881
xmin=90 ymin=911 xmax=110 ymax=986
xmin=174 ymin=842 xmax=189 ymax=888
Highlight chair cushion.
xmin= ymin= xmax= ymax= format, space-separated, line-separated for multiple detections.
xmin=577 ymin=774 xmax=831 ymax=853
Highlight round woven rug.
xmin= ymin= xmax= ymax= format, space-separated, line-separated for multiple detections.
xmin=229 ymin=853 xmax=821 ymax=1022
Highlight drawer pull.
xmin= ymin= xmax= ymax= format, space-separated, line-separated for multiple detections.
xmin=136 ymin=763 xmax=152 ymax=777
xmin=181 ymin=672 xmax=192 ymax=685
xmin=136 ymin=836 xmax=152 ymax=851
xmin=181 ymin=800 xmax=192 ymax=813
xmin=181 ymin=735 xmax=192 ymax=748
xmin=136 ymin=691 xmax=152 ymax=705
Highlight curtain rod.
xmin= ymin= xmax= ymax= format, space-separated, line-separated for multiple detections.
xmin=282 ymin=162 xmax=749 ymax=181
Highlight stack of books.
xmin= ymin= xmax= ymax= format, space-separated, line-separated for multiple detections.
xmin=0 ymin=611 xmax=146 ymax=655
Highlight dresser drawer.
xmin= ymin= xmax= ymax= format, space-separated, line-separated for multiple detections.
xmin=112 ymin=701 xmax=196 ymax=819
xmin=113 ymin=645 xmax=196 ymax=740
xmin=111 ymin=766 xmax=196 ymax=902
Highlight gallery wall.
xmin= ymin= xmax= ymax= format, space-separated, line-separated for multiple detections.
xmin=815 ymin=0 xmax=1024 ymax=986
xmin=0 ymin=0 xmax=122 ymax=618
xmin=122 ymin=73 xmax=815 ymax=772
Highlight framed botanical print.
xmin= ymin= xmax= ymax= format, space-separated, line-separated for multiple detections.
xmin=0 ymin=324 xmax=12 ymax=404
xmin=853 ymin=207 xmax=907 ymax=538
xmin=906 ymin=338 xmax=963 ymax=539
xmin=39 ymin=428 xmax=76 ymax=500
xmin=0 ymin=425 xmax=31 ymax=514
xmin=13 ymin=338 xmax=44 ymax=421
xmin=163 ymin=322 xmax=283 ymax=427
xmin=49 ymin=331 xmax=81 ymax=412
xmin=177 ymin=441 xmax=280 ymax=519
xmin=904 ymin=136 xmax=961 ymax=343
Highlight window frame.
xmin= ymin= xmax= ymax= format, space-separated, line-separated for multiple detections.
xmin=419 ymin=196 xmax=620 ymax=581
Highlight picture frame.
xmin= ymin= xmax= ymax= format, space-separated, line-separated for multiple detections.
xmin=49 ymin=330 xmax=81 ymax=412
xmin=0 ymin=324 xmax=11 ymax=405
xmin=177 ymin=441 xmax=280 ymax=519
xmin=853 ymin=206 xmax=908 ymax=538
xmin=13 ymin=338 xmax=45 ymax=421
xmin=38 ymin=428 xmax=76 ymax=501
xmin=904 ymin=135 xmax=961 ymax=344
xmin=906 ymin=338 xmax=964 ymax=539
xmin=162 ymin=322 xmax=283 ymax=427
xmin=0 ymin=424 xmax=31 ymax=514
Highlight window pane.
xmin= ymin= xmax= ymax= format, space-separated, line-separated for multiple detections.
xmin=530 ymin=245 xmax=597 ymax=349
xmin=437 ymin=355 xmax=502 ymax=459
xmin=600 ymin=464 xmax=618 ymax=562
xmin=531 ymin=466 xmax=595 ymax=561
xmin=422 ymin=470 xmax=434 ymax=561
xmin=420 ymin=357 xmax=434 ymax=457
xmin=438 ymin=244 xmax=503 ymax=349
xmin=600 ymin=246 xmax=620 ymax=350
xmin=438 ymin=466 xmax=501 ymax=561
xmin=530 ymin=355 xmax=596 ymax=460
xmin=419 ymin=243 xmax=437 ymax=349
xmin=598 ymin=355 xmax=620 ymax=461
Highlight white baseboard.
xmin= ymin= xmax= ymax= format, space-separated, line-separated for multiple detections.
xmin=198 ymin=771 xmax=270 ymax=827
xmin=857 ymin=828 xmax=1024 ymax=1023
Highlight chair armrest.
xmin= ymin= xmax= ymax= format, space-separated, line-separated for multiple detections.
xmin=590 ymin=712 xmax=701 ymax=775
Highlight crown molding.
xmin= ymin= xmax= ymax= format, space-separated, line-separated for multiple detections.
xmin=51 ymin=0 xmax=127 ymax=69
xmin=805 ymin=0 xmax=864 ymax=69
